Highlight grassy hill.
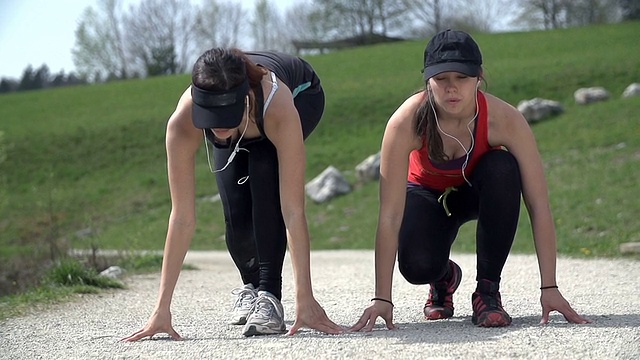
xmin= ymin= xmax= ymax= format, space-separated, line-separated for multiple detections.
xmin=1 ymin=22 xmax=639 ymax=271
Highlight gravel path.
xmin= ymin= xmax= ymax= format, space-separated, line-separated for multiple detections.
xmin=1 ymin=250 xmax=639 ymax=359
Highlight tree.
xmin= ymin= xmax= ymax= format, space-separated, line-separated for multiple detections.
xmin=104 ymin=0 xmax=128 ymax=77
xmin=72 ymin=0 xmax=129 ymax=81
xmin=194 ymin=0 xmax=246 ymax=52
xmin=124 ymin=0 xmax=197 ymax=76
xmin=515 ymin=0 xmax=569 ymax=29
xmin=312 ymin=0 xmax=409 ymax=39
xmin=563 ymin=0 xmax=621 ymax=26
xmin=0 ymin=78 xmax=18 ymax=93
xmin=285 ymin=1 xmax=331 ymax=42
xmin=619 ymin=0 xmax=640 ymax=19
xmin=515 ymin=0 xmax=620 ymax=29
xmin=145 ymin=45 xmax=179 ymax=76
xmin=33 ymin=65 xmax=51 ymax=90
xmin=398 ymin=0 xmax=517 ymax=38
xmin=251 ymin=0 xmax=289 ymax=51
xmin=18 ymin=65 xmax=36 ymax=91
xmin=462 ymin=1 xmax=522 ymax=32
xmin=51 ymin=71 xmax=67 ymax=88
xmin=65 ymin=73 xmax=86 ymax=86
xmin=374 ymin=0 xmax=410 ymax=35
xmin=73 ymin=0 xmax=198 ymax=79
xmin=402 ymin=0 xmax=450 ymax=36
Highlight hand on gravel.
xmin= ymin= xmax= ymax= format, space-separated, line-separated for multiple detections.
xmin=539 ymin=288 xmax=592 ymax=325
xmin=349 ymin=301 xmax=397 ymax=332
xmin=286 ymin=297 xmax=344 ymax=336
xmin=120 ymin=309 xmax=182 ymax=342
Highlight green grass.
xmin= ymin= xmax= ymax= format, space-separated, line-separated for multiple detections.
xmin=0 ymin=284 xmax=82 ymax=320
xmin=45 ymin=258 xmax=124 ymax=288
xmin=0 ymin=257 xmax=123 ymax=319
xmin=0 ymin=253 xmax=187 ymax=320
xmin=1 ymin=22 xmax=639 ymax=272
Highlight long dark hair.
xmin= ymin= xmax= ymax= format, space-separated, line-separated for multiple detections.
xmin=414 ymin=83 xmax=446 ymax=163
xmin=191 ymin=48 xmax=267 ymax=115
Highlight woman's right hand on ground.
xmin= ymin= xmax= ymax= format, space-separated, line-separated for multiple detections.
xmin=539 ymin=288 xmax=591 ymax=325
xmin=120 ymin=309 xmax=182 ymax=342
xmin=286 ymin=297 xmax=345 ymax=335
xmin=349 ymin=300 xmax=397 ymax=332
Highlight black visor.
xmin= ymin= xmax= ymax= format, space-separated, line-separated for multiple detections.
xmin=191 ymin=79 xmax=249 ymax=129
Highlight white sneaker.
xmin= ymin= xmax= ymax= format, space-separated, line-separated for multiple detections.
xmin=242 ymin=291 xmax=287 ymax=336
xmin=230 ymin=284 xmax=257 ymax=325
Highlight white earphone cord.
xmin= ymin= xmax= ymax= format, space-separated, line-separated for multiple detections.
xmin=203 ymin=96 xmax=250 ymax=184
xmin=429 ymin=88 xmax=479 ymax=187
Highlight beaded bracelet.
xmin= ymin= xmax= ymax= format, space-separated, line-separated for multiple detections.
xmin=371 ymin=297 xmax=394 ymax=307
xmin=540 ymin=285 xmax=559 ymax=290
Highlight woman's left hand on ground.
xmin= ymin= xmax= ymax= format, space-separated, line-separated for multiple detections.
xmin=286 ymin=298 xmax=344 ymax=335
xmin=539 ymin=288 xmax=592 ymax=324
xmin=120 ymin=308 xmax=182 ymax=342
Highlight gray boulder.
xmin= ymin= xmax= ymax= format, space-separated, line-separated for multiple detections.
xmin=305 ymin=166 xmax=351 ymax=203
xmin=355 ymin=152 xmax=380 ymax=182
xmin=622 ymin=83 xmax=640 ymax=98
xmin=99 ymin=266 xmax=125 ymax=279
xmin=517 ymin=98 xmax=564 ymax=123
xmin=574 ymin=87 xmax=610 ymax=105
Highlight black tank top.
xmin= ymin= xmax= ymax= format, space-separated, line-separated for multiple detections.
xmin=206 ymin=51 xmax=320 ymax=147
xmin=246 ymin=51 xmax=321 ymax=96
xmin=247 ymin=52 xmax=321 ymax=139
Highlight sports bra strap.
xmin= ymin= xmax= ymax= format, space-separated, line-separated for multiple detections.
xmin=252 ymin=71 xmax=279 ymax=139
xmin=263 ymin=71 xmax=279 ymax=116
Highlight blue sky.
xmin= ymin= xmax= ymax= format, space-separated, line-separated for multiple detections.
xmin=0 ymin=0 xmax=294 ymax=80
xmin=0 ymin=0 xmax=90 ymax=79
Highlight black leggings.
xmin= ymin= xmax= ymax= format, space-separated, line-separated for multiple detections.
xmin=212 ymin=88 xmax=324 ymax=300
xmin=398 ymin=150 xmax=522 ymax=285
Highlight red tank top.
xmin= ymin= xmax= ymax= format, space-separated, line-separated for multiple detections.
xmin=407 ymin=91 xmax=493 ymax=192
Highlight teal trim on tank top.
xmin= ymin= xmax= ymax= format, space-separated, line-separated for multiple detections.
xmin=292 ymin=82 xmax=311 ymax=98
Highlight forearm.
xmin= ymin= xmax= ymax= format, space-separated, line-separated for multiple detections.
xmin=531 ymin=210 xmax=559 ymax=287
xmin=374 ymin=222 xmax=399 ymax=301
xmin=155 ymin=216 xmax=195 ymax=309
xmin=284 ymin=213 xmax=314 ymax=301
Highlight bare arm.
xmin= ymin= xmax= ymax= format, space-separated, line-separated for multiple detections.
xmin=263 ymin=82 xmax=342 ymax=335
xmin=487 ymin=94 xmax=589 ymax=324
xmin=264 ymin=85 xmax=312 ymax=304
xmin=487 ymin=96 xmax=558 ymax=287
xmin=122 ymin=87 xmax=203 ymax=341
xmin=351 ymin=93 xmax=423 ymax=331
xmin=157 ymin=88 xmax=202 ymax=309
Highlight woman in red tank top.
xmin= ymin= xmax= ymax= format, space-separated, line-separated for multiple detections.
xmin=351 ymin=29 xmax=590 ymax=331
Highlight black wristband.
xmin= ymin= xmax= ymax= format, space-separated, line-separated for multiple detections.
xmin=371 ymin=297 xmax=394 ymax=307
xmin=540 ymin=285 xmax=558 ymax=290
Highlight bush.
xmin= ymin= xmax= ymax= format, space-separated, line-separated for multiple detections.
xmin=45 ymin=258 xmax=123 ymax=289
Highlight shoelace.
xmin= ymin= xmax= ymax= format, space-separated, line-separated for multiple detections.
xmin=250 ymin=294 xmax=281 ymax=320
xmin=231 ymin=287 xmax=257 ymax=310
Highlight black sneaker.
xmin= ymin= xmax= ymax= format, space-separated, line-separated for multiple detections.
xmin=471 ymin=279 xmax=512 ymax=327
xmin=423 ymin=260 xmax=462 ymax=320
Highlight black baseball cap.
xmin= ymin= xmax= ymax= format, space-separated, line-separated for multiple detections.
xmin=191 ymin=79 xmax=249 ymax=129
xmin=422 ymin=29 xmax=482 ymax=80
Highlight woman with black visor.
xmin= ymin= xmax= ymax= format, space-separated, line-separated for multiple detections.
xmin=123 ymin=48 xmax=342 ymax=340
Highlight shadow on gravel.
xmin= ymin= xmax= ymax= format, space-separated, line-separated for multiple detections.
xmin=220 ymin=313 xmax=640 ymax=344
xmin=277 ymin=320 xmax=516 ymax=345
xmin=511 ymin=314 xmax=640 ymax=328
xmin=107 ymin=314 xmax=640 ymax=344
